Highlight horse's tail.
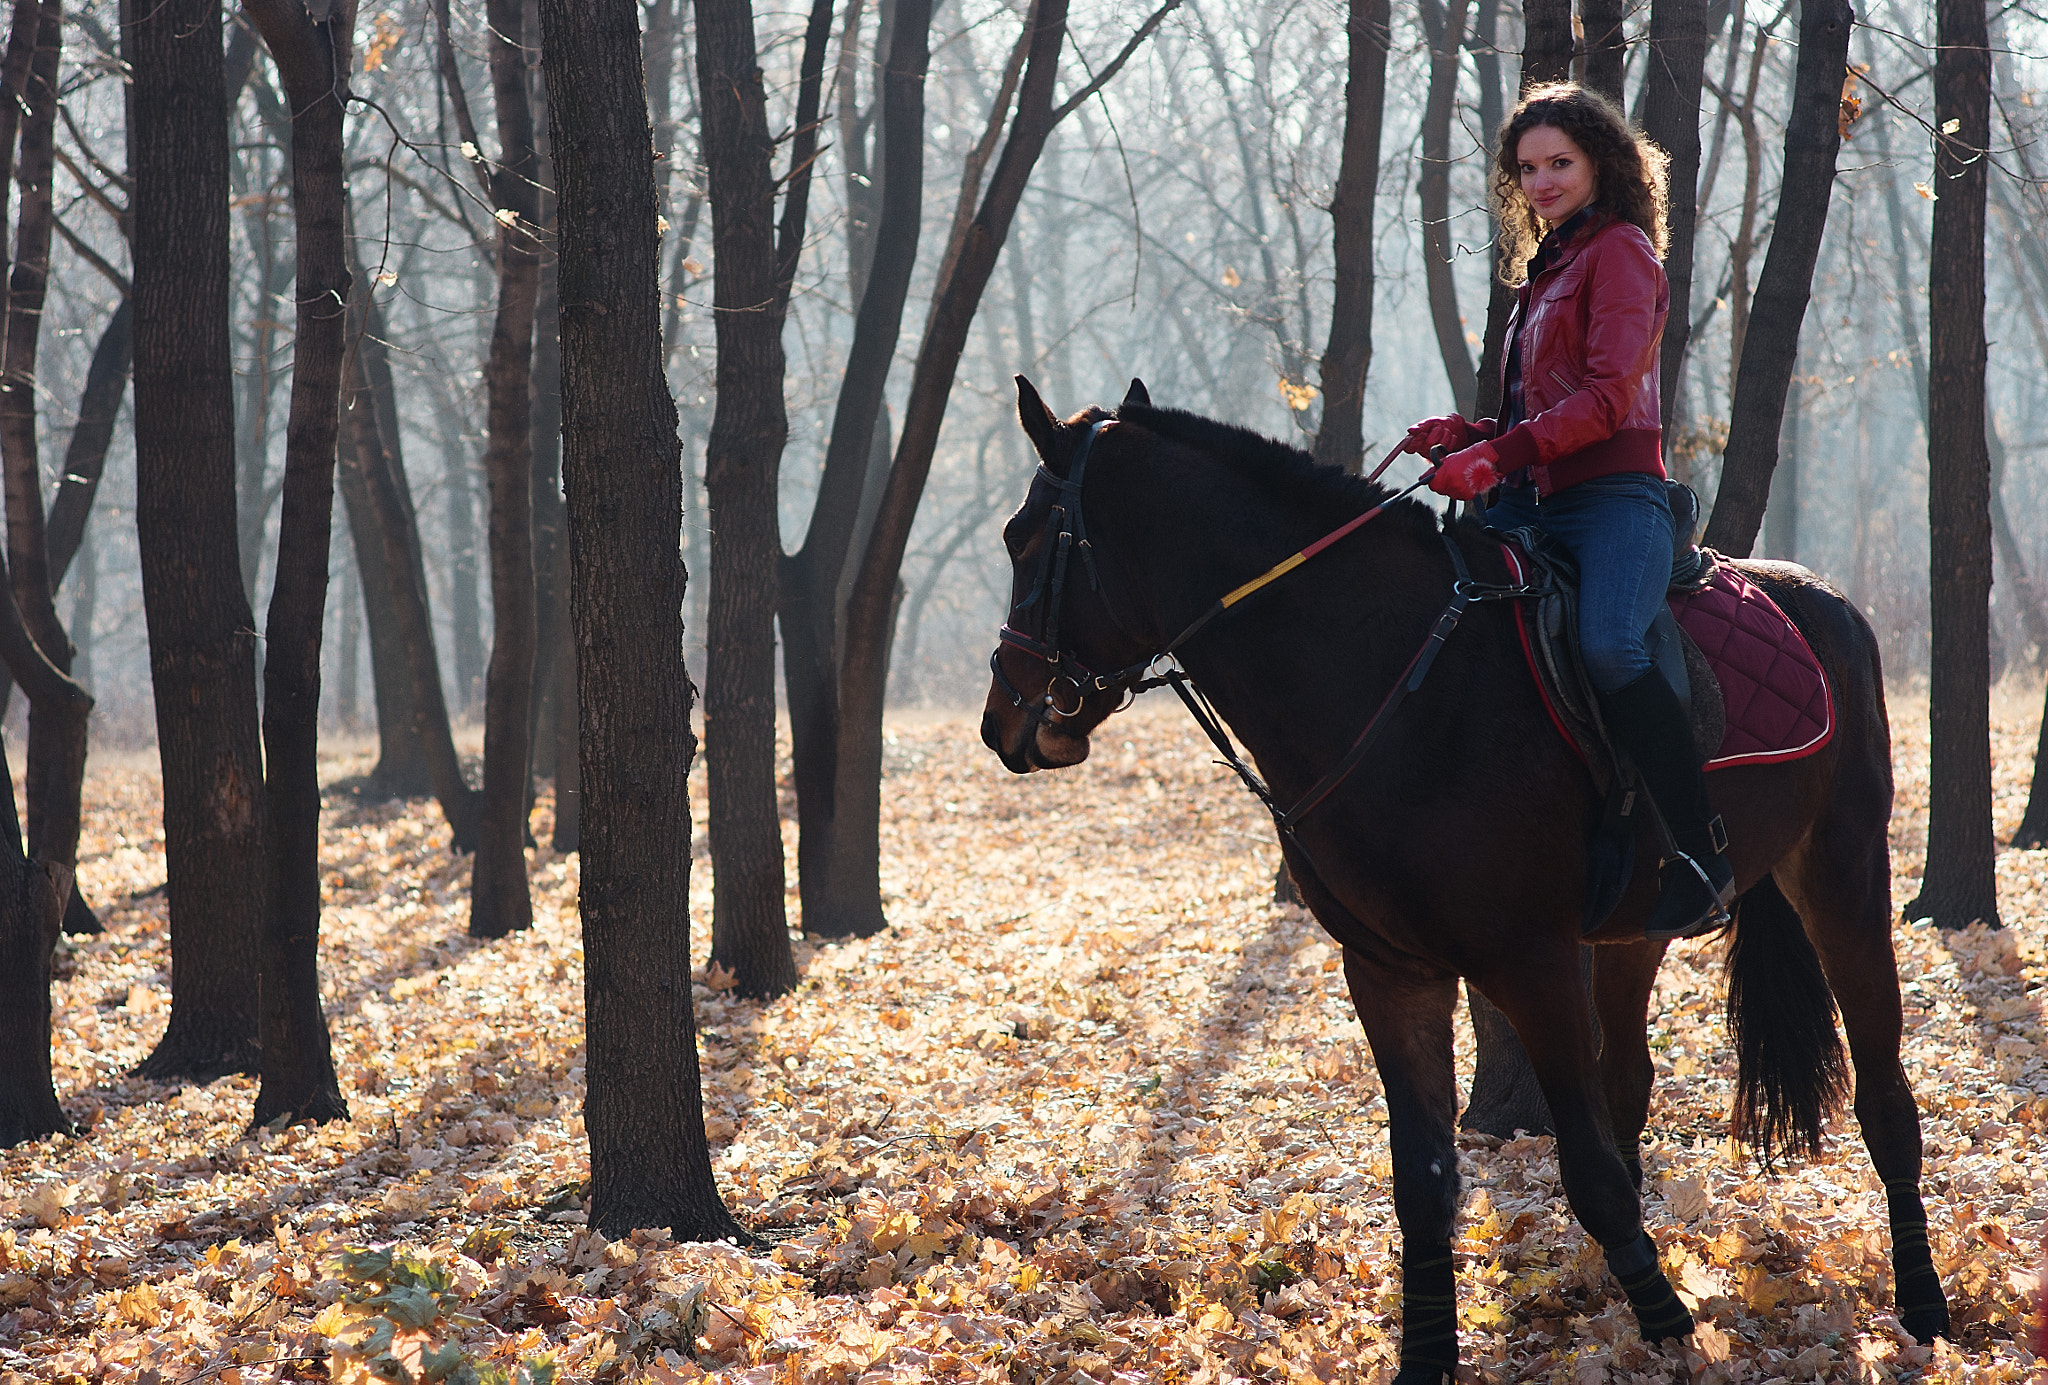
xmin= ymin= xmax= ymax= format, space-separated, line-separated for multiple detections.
xmin=1725 ymin=873 xmax=1848 ymax=1165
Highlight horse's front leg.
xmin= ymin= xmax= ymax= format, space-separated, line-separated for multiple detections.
xmin=1479 ymin=953 xmax=1696 ymax=1349
xmin=1342 ymin=949 xmax=1461 ymax=1385
xmin=1590 ymin=938 xmax=1668 ymax=1190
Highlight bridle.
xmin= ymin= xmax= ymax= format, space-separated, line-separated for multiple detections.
xmin=989 ymin=418 xmax=1546 ymax=860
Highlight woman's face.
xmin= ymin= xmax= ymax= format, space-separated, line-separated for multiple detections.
xmin=1516 ymin=124 xmax=1597 ymax=225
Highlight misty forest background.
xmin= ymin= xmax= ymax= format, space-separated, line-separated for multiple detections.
xmin=21 ymin=0 xmax=2043 ymax=754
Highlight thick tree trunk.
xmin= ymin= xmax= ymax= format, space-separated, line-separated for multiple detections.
xmin=1639 ymin=0 xmax=1712 ymax=434
xmin=242 ymin=0 xmax=351 ymax=1129
xmin=1699 ymin=0 xmax=1851 ymax=557
xmin=1461 ymin=983 xmax=1554 ymax=1136
xmin=1580 ymin=0 xmax=1625 ymax=101
xmin=0 ymin=734 xmax=67 ymax=1147
xmin=537 ymin=0 xmax=745 ymax=1242
xmin=1905 ymin=0 xmax=1997 ymax=929
xmin=1521 ymin=0 xmax=1574 ymax=88
xmin=696 ymin=0 xmax=790 ymax=993
xmin=779 ymin=0 xmax=929 ymax=942
xmin=1418 ymin=0 xmax=1477 ymax=415
xmin=470 ymin=0 xmax=542 ymax=939
xmin=692 ymin=0 xmax=833 ymax=996
xmin=127 ymin=0 xmax=265 ymax=1083
xmin=1309 ymin=0 xmax=1390 ymax=473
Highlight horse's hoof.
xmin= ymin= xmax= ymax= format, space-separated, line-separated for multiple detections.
xmin=1899 ymin=1302 xmax=1949 ymax=1343
xmin=1391 ymin=1368 xmax=1452 ymax=1385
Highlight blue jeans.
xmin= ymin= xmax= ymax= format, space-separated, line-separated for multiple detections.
xmin=1481 ymin=473 xmax=1675 ymax=693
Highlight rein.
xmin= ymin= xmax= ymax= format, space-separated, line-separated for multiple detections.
xmin=993 ymin=420 xmax=1547 ymax=855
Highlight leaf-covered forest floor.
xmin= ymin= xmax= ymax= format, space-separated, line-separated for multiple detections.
xmin=3 ymin=687 xmax=2045 ymax=1384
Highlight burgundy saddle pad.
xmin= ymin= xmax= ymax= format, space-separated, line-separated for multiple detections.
xmin=1503 ymin=545 xmax=1834 ymax=770
xmin=1671 ymin=562 xmax=1833 ymax=769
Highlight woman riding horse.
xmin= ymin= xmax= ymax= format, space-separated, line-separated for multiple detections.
xmin=1405 ymin=82 xmax=1735 ymax=942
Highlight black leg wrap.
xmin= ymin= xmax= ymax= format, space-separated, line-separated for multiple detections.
xmin=1396 ymin=1244 xmax=1457 ymax=1381
xmin=1884 ymin=1178 xmax=1949 ymax=1342
xmin=1606 ymin=1232 xmax=1695 ymax=1343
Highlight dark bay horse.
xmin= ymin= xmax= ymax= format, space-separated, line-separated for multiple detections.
xmin=980 ymin=379 xmax=1947 ymax=1382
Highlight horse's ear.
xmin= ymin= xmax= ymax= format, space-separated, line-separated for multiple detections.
xmin=1122 ymin=378 xmax=1150 ymax=408
xmin=1016 ymin=375 xmax=1062 ymax=467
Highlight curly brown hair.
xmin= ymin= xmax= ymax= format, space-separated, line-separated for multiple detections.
xmin=1492 ymin=82 xmax=1669 ymax=285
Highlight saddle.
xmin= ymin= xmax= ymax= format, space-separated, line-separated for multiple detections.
xmin=1490 ymin=481 xmax=1835 ymax=931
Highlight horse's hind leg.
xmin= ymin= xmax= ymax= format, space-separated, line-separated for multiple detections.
xmin=1480 ymin=949 xmax=1696 ymax=1347
xmin=1342 ymin=951 xmax=1462 ymax=1385
xmin=1778 ymin=839 xmax=1950 ymax=1341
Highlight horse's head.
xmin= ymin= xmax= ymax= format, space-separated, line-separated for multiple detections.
xmin=981 ymin=375 xmax=1158 ymax=773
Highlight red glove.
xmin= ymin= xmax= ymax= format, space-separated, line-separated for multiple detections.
xmin=1402 ymin=414 xmax=1480 ymax=456
xmin=1427 ymin=441 xmax=1500 ymax=502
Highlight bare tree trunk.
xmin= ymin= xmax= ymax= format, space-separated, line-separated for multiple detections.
xmin=338 ymin=259 xmax=479 ymax=849
xmin=0 ymin=732 xmax=67 ymax=1146
xmin=1579 ymin=0 xmax=1625 ymax=100
xmin=779 ymin=0 xmax=931 ymax=941
xmin=1418 ymin=0 xmax=1477 ymax=415
xmin=336 ymin=424 xmax=433 ymax=795
xmin=128 ymin=0 xmax=265 ymax=1083
xmin=1470 ymin=0 xmax=1517 ymax=423
xmin=537 ymin=0 xmax=745 ymax=1242
xmin=1639 ymin=0 xmax=1713 ymax=433
xmin=1905 ymin=0 xmax=1997 ymax=929
xmin=1712 ymin=18 xmax=1773 ymax=391
xmin=1310 ymin=0 xmax=1390 ymax=472
xmin=691 ymin=0 xmax=833 ymax=996
xmin=470 ymin=0 xmax=542 ymax=939
xmin=1699 ymin=0 xmax=1851 ymax=557
xmin=833 ymin=0 xmax=1177 ymax=934
xmin=242 ymin=0 xmax=352 ymax=1129
xmin=1522 ymin=0 xmax=1574 ymax=88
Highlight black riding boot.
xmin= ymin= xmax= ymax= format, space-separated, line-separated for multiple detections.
xmin=1601 ymin=669 xmax=1736 ymax=941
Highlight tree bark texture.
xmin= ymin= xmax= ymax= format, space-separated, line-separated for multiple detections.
xmin=127 ymin=0 xmax=265 ymax=1082
xmin=1309 ymin=0 xmax=1390 ymax=473
xmin=0 ymin=734 xmax=68 ymax=1147
xmin=1580 ymin=0 xmax=1625 ymax=102
xmin=1638 ymin=0 xmax=1712 ymax=434
xmin=1521 ymin=0 xmax=1575 ymax=88
xmin=470 ymin=0 xmax=542 ymax=939
xmin=1699 ymin=0 xmax=1851 ymax=558
xmin=1906 ymin=0 xmax=1997 ymax=929
xmin=1418 ymin=0 xmax=1477 ymax=416
xmin=536 ymin=0 xmax=744 ymax=1242
xmin=779 ymin=0 xmax=929 ymax=943
xmin=690 ymin=0 xmax=807 ymax=998
xmin=527 ymin=133 xmax=562 ymax=791
xmin=242 ymin=0 xmax=352 ymax=1128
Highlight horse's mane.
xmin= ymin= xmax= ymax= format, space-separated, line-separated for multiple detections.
xmin=1112 ymin=403 xmax=1448 ymax=541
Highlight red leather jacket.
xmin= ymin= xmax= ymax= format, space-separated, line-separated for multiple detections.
xmin=1481 ymin=212 xmax=1668 ymax=497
